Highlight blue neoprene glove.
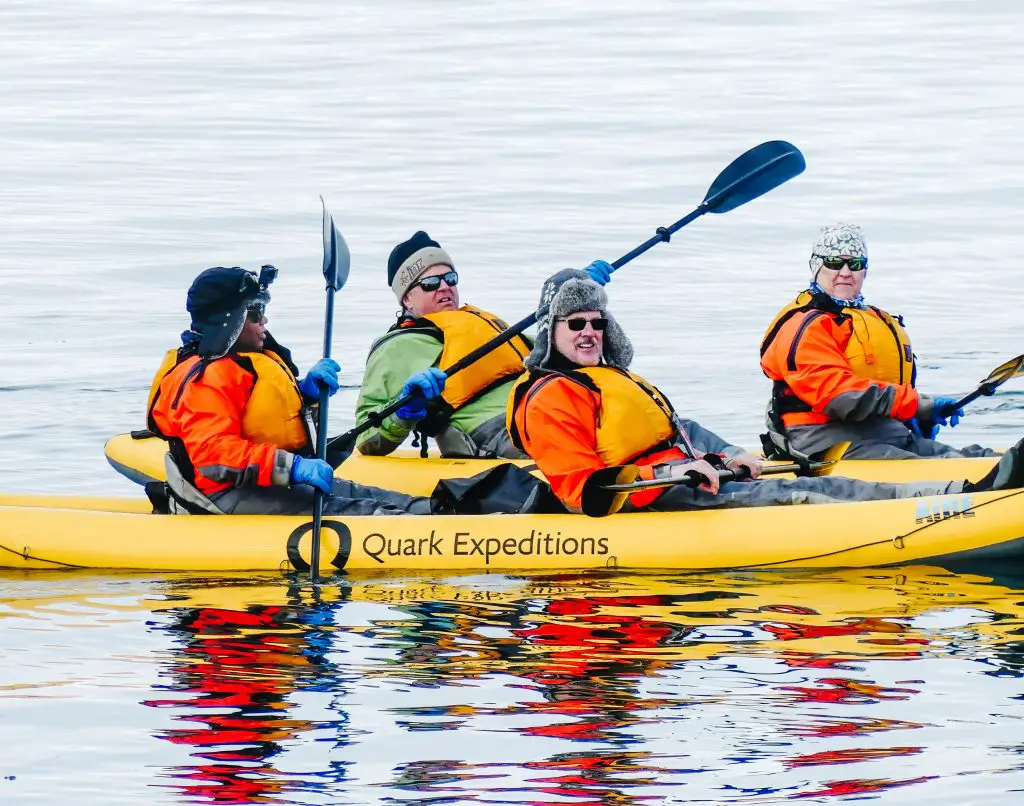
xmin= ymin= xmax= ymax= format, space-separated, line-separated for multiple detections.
xmin=932 ymin=396 xmax=965 ymax=427
xmin=907 ymin=417 xmax=940 ymax=440
xmin=298 ymin=358 xmax=341 ymax=400
xmin=584 ymin=259 xmax=613 ymax=286
xmin=395 ymin=367 xmax=447 ymax=421
xmin=289 ymin=456 xmax=333 ymax=494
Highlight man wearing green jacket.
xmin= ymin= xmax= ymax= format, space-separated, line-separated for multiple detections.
xmin=355 ymin=231 xmax=533 ymax=458
xmin=356 ymin=231 xmax=614 ymax=458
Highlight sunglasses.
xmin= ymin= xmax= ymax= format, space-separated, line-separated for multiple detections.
xmin=412 ymin=270 xmax=459 ymax=293
xmin=816 ymin=255 xmax=868 ymax=272
xmin=246 ymin=303 xmax=266 ymax=323
xmin=560 ymin=316 xmax=608 ymax=332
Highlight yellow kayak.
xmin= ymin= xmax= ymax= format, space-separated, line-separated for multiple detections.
xmin=2 ymin=485 xmax=1021 ymax=572
xmin=103 ymin=432 xmax=998 ymax=496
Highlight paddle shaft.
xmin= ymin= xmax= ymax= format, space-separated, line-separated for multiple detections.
xmin=310 ymin=201 xmax=351 ymax=581
xmin=309 ymin=284 xmax=336 ymax=580
xmin=950 ymin=383 xmax=998 ymax=412
xmin=602 ymin=461 xmax=812 ymax=493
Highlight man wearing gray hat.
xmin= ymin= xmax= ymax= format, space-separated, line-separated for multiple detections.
xmin=760 ymin=223 xmax=999 ymax=460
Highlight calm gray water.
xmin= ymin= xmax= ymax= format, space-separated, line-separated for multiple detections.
xmin=2 ymin=1 xmax=1024 ymax=802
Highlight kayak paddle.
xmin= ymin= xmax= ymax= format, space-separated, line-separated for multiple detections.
xmin=310 ymin=198 xmax=351 ymax=581
xmin=327 ymin=140 xmax=806 ymax=466
xmin=583 ymin=441 xmax=849 ymax=518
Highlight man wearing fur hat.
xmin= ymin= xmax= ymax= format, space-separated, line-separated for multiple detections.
xmin=506 ymin=270 xmax=1022 ymax=516
xmin=147 ymin=265 xmax=431 ymax=515
xmin=356 ymin=230 xmax=613 ymax=458
xmin=760 ymin=223 xmax=999 ymax=460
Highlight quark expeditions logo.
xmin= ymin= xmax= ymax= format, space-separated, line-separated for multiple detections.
xmin=361 ymin=528 xmax=610 ymax=566
xmin=915 ymin=495 xmax=975 ymax=524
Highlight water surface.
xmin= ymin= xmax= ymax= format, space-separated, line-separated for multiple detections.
xmin=2 ymin=2 xmax=1024 ymax=803
xmin=4 ymin=567 xmax=1024 ymax=804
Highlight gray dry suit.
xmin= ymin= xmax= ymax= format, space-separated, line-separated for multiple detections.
xmin=779 ymin=418 xmax=999 ymax=460
xmin=628 ymin=418 xmax=966 ymax=512
xmin=210 ymin=477 xmax=432 ymax=516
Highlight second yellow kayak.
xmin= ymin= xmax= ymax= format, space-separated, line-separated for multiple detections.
xmin=103 ymin=433 xmax=999 ymax=498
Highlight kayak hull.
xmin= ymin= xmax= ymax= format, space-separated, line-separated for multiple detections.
xmin=2 ymin=488 xmax=1022 ymax=572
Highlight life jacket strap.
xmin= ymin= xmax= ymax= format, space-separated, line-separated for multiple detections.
xmin=162 ymin=452 xmax=225 ymax=515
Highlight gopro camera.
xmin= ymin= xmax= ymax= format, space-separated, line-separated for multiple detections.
xmin=258 ymin=264 xmax=279 ymax=291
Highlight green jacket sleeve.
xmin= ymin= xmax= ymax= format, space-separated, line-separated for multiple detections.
xmin=355 ymin=331 xmax=444 ymax=456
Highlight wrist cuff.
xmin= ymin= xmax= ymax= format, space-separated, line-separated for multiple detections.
xmin=275 ymin=450 xmax=297 ymax=487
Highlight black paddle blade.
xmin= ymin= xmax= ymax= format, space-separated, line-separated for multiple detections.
xmin=702 ymin=140 xmax=806 ymax=215
xmin=321 ymin=197 xmax=351 ymax=291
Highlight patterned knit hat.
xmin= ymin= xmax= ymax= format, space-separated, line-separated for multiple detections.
xmin=525 ymin=269 xmax=633 ymax=371
xmin=809 ymin=223 xmax=868 ymax=277
xmin=387 ymin=231 xmax=455 ymax=303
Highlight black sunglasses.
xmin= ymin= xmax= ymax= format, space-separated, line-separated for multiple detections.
xmin=816 ymin=255 xmax=868 ymax=272
xmin=412 ymin=270 xmax=459 ymax=293
xmin=246 ymin=303 xmax=266 ymax=323
xmin=560 ymin=316 xmax=608 ymax=332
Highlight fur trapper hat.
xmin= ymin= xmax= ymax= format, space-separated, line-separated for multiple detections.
xmin=525 ymin=269 xmax=633 ymax=371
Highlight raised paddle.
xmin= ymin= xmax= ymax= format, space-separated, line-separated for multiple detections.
xmin=326 ymin=140 xmax=806 ymax=466
xmin=582 ymin=442 xmax=850 ymax=518
xmin=310 ymin=199 xmax=351 ymax=581
xmin=946 ymin=354 xmax=1024 ymax=413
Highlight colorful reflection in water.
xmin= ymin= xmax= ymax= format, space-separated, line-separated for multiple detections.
xmin=5 ymin=567 xmax=1024 ymax=803
xmin=142 ymin=600 xmax=339 ymax=802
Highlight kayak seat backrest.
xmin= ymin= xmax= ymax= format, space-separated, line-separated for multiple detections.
xmin=163 ymin=453 xmax=226 ymax=515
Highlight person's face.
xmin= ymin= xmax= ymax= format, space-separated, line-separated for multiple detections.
xmin=815 ymin=255 xmax=867 ymax=301
xmin=232 ymin=303 xmax=267 ymax=352
xmin=402 ymin=264 xmax=459 ymax=316
xmin=552 ymin=310 xmax=605 ymax=366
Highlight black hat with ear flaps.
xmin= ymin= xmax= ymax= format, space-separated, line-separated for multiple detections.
xmin=185 ymin=266 xmax=275 ymax=359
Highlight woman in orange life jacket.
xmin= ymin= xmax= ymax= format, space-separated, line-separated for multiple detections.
xmin=147 ymin=265 xmax=432 ymax=515
xmin=760 ymin=223 xmax=999 ymax=460
xmin=506 ymin=270 xmax=1024 ymax=516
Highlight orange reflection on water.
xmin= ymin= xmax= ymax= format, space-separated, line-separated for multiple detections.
xmin=144 ymin=601 xmax=328 ymax=803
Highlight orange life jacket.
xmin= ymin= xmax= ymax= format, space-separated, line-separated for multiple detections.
xmin=507 ymin=365 xmax=678 ymax=465
xmin=148 ymin=349 xmax=311 ymax=462
xmin=760 ymin=291 xmax=915 ymax=427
